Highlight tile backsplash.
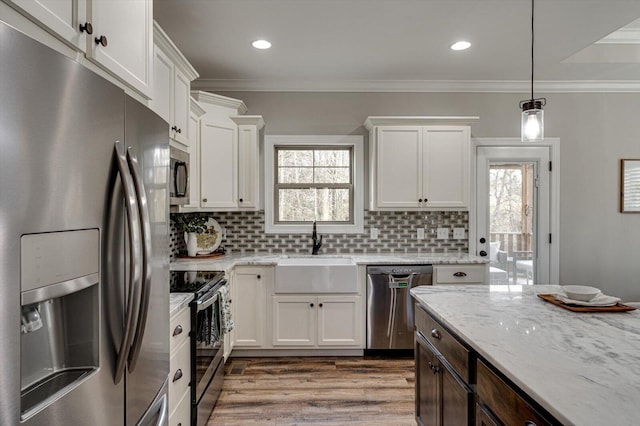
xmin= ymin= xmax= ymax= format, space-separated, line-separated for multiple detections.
xmin=170 ymin=210 xmax=468 ymax=260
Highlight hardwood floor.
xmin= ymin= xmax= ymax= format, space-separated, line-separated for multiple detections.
xmin=207 ymin=356 xmax=416 ymax=425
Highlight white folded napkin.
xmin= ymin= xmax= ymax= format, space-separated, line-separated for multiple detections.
xmin=553 ymin=292 xmax=621 ymax=307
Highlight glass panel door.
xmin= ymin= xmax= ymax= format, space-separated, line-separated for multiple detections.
xmin=476 ymin=146 xmax=551 ymax=285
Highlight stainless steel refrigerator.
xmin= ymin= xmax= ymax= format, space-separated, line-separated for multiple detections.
xmin=0 ymin=21 xmax=170 ymax=425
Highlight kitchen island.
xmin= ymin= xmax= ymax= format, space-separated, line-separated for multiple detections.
xmin=410 ymin=284 xmax=640 ymax=426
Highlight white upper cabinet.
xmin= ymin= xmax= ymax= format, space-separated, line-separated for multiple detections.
xmin=150 ymin=22 xmax=199 ymax=148
xmin=5 ymin=0 xmax=153 ymax=98
xmin=85 ymin=0 xmax=153 ymax=98
xmin=180 ymin=97 xmax=206 ymax=210
xmin=231 ymin=116 xmax=265 ymax=210
xmin=6 ymin=0 xmax=87 ymax=51
xmin=191 ymin=91 xmax=265 ymax=212
xmin=200 ymin=119 xmax=238 ymax=209
xmin=365 ymin=116 xmax=478 ymax=211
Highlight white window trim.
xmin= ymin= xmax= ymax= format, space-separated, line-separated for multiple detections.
xmin=264 ymin=135 xmax=364 ymax=234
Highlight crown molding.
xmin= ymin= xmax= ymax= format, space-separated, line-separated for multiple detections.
xmin=230 ymin=115 xmax=265 ymax=129
xmin=190 ymin=96 xmax=206 ymax=117
xmin=364 ymin=116 xmax=479 ymax=130
xmin=190 ymin=90 xmax=248 ymax=114
xmin=153 ymin=21 xmax=199 ymax=81
xmin=191 ymin=78 xmax=640 ymax=93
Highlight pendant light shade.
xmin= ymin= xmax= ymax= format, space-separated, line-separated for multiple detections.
xmin=520 ymin=99 xmax=545 ymax=142
xmin=520 ymin=0 xmax=546 ymax=142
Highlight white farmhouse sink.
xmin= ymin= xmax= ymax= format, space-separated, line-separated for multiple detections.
xmin=275 ymin=256 xmax=357 ymax=293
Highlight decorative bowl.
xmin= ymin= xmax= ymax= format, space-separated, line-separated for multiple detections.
xmin=562 ymin=285 xmax=601 ymax=302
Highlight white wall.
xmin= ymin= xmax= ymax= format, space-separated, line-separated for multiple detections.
xmin=221 ymin=91 xmax=640 ymax=300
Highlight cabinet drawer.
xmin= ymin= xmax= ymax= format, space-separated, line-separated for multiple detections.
xmin=169 ymin=386 xmax=191 ymax=426
xmin=415 ymin=304 xmax=470 ymax=383
xmin=434 ymin=265 xmax=486 ymax=284
xmin=170 ymin=306 xmax=191 ymax=356
xmin=169 ymin=339 xmax=191 ymax=412
xmin=476 ymin=360 xmax=552 ymax=426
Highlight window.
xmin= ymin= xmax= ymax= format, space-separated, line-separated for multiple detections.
xmin=265 ymin=136 xmax=364 ymax=234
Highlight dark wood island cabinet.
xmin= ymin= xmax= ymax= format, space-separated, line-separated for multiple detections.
xmin=414 ymin=302 xmax=559 ymax=426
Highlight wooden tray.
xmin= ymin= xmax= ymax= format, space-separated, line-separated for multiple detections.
xmin=177 ymin=252 xmax=225 ymax=259
xmin=538 ymin=294 xmax=636 ymax=312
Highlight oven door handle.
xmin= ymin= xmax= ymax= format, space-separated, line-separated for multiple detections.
xmin=197 ymin=292 xmax=219 ymax=312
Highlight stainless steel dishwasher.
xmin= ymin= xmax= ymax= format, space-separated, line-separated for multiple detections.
xmin=366 ymin=265 xmax=433 ymax=350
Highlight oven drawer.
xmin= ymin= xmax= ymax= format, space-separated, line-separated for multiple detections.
xmin=169 ymin=338 xmax=191 ymax=413
xmin=170 ymin=305 xmax=191 ymax=357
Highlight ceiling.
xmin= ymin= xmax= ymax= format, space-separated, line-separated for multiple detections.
xmin=153 ymin=0 xmax=640 ymax=92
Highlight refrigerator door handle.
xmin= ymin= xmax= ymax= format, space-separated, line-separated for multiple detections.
xmin=125 ymin=147 xmax=153 ymax=372
xmin=113 ymin=141 xmax=143 ymax=385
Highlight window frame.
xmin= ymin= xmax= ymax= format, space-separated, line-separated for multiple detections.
xmin=264 ymin=135 xmax=364 ymax=234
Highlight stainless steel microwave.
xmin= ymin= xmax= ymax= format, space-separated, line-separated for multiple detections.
xmin=170 ymin=146 xmax=189 ymax=205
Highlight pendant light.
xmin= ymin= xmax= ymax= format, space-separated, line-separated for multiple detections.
xmin=520 ymin=0 xmax=546 ymax=142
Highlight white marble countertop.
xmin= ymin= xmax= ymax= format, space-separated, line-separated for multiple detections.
xmin=169 ymin=293 xmax=193 ymax=318
xmin=170 ymin=252 xmax=487 ymax=272
xmin=410 ymin=284 xmax=640 ymax=426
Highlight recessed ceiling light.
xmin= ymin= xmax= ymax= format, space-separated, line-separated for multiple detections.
xmin=251 ymin=39 xmax=272 ymax=49
xmin=450 ymin=41 xmax=471 ymax=51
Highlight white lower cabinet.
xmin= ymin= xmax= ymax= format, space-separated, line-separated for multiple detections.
xmin=168 ymin=304 xmax=191 ymax=423
xmin=169 ymin=388 xmax=191 ymax=426
xmin=223 ymin=276 xmax=235 ymax=361
xmin=272 ymin=295 xmax=362 ymax=348
xmin=233 ymin=266 xmax=270 ymax=348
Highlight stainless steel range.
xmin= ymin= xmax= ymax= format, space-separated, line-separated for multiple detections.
xmin=170 ymin=271 xmax=226 ymax=425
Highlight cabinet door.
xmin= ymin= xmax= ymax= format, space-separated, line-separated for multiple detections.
xmin=441 ymin=358 xmax=473 ymax=426
xmin=86 ymin=0 xmax=152 ymax=98
xmin=375 ymin=126 xmax=422 ymax=209
xmin=233 ymin=268 xmax=266 ymax=347
xmin=200 ymin=120 xmax=238 ymax=209
xmin=272 ymin=296 xmax=315 ymax=346
xmin=475 ymin=403 xmax=500 ymax=426
xmin=172 ymin=67 xmax=190 ymax=146
xmin=149 ymin=44 xmax=172 ymax=124
xmin=416 ymin=333 xmax=440 ymax=426
xmin=181 ymin=110 xmax=200 ymax=209
xmin=7 ymin=0 xmax=86 ymax=51
xmin=422 ymin=126 xmax=470 ymax=209
xmin=237 ymin=125 xmax=260 ymax=209
xmin=317 ymin=296 xmax=361 ymax=347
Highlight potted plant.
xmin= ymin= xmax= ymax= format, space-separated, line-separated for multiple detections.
xmin=171 ymin=213 xmax=210 ymax=256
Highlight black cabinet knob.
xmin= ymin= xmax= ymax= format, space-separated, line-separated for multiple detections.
xmin=418 ymin=198 xmax=423 ymax=203
xmin=479 ymin=250 xmax=487 ymax=257
xmin=172 ymin=369 xmax=183 ymax=382
xmin=256 ymin=274 xmax=261 ymax=279
xmin=310 ymin=303 xmax=314 ymax=308
xmin=95 ymin=35 xmax=108 ymax=47
xmin=239 ymin=198 xmax=243 ymax=202
xmin=319 ymin=303 xmax=323 ymax=307
xmin=453 ymin=272 xmax=468 ymax=277
xmin=79 ymin=22 xmax=93 ymax=34
xmin=177 ymin=128 xmax=182 ymax=134
xmin=479 ymin=237 xmax=486 ymax=244
xmin=171 ymin=125 xmax=178 ymax=132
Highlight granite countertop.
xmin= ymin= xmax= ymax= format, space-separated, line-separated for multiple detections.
xmin=169 ymin=293 xmax=193 ymax=318
xmin=410 ymin=284 xmax=640 ymax=426
xmin=170 ymin=252 xmax=487 ymax=272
